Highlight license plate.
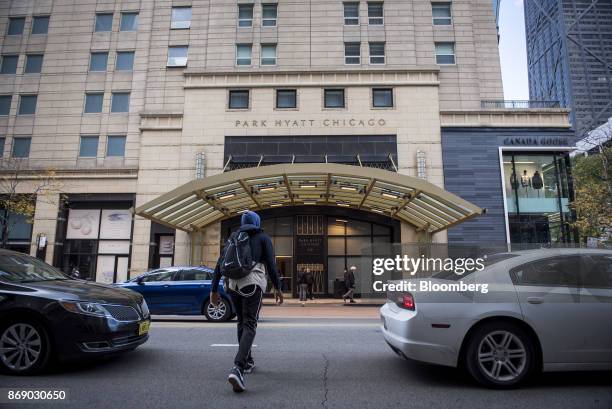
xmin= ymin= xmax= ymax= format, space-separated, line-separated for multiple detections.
xmin=138 ymin=320 xmax=150 ymax=336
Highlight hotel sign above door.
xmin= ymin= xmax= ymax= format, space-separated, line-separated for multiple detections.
xmin=234 ymin=118 xmax=387 ymax=128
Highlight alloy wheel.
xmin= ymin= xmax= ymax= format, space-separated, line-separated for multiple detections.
xmin=207 ymin=300 xmax=227 ymax=320
xmin=0 ymin=323 xmax=42 ymax=371
xmin=477 ymin=330 xmax=527 ymax=382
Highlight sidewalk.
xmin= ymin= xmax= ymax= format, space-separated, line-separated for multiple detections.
xmin=262 ymin=297 xmax=385 ymax=307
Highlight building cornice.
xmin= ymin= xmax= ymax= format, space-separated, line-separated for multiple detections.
xmin=440 ymin=109 xmax=571 ymax=128
xmin=183 ymin=69 xmax=440 ymax=89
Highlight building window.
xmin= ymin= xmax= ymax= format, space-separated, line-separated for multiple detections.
xmin=261 ymin=44 xmax=277 ymax=65
xmin=0 ymin=96 xmax=11 ymax=115
xmin=368 ymin=2 xmax=384 ymax=25
xmin=0 ymin=137 xmax=4 ymax=157
xmin=236 ymin=44 xmax=252 ymax=66
xmin=79 ymin=136 xmax=99 ymax=157
xmin=372 ymin=88 xmax=393 ymax=107
xmin=111 ymin=92 xmax=130 ymax=113
xmin=12 ymin=137 xmax=31 ymax=158
xmin=7 ymin=17 xmax=25 ymax=35
xmin=0 ymin=55 xmax=18 ymax=74
xmin=116 ymin=51 xmax=135 ymax=71
xmin=95 ymin=13 xmax=113 ymax=32
xmin=18 ymin=95 xmax=37 ymax=115
xmin=228 ymin=90 xmax=249 ymax=109
xmin=238 ymin=4 xmax=254 ymax=27
xmin=120 ymin=12 xmax=138 ymax=31
xmin=106 ymin=135 xmax=126 ymax=157
xmin=24 ymin=54 xmax=43 ymax=74
xmin=432 ymin=3 xmax=452 ymax=25
xmin=167 ymin=46 xmax=188 ymax=67
xmin=84 ymin=93 xmax=103 ymax=113
xmin=171 ymin=7 xmax=192 ymax=29
xmin=276 ymin=89 xmax=297 ymax=109
xmin=369 ymin=42 xmax=385 ymax=64
xmin=262 ymin=4 xmax=278 ymax=27
xmin=435 ymin=42 xmax=455 ymax=64
xmin=345 ymin=42 xmax=360 ymax=64
xmin=31 ymin=16 xmax=50 ymax=34
xmin=344 ymin=2 xmax=359 ymax=25
xmin=89 ymin=52 xmax=108 ymax=72
xmin=324 ymin=89 xmax=345 ymax=108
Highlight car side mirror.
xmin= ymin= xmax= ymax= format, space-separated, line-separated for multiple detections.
xmin=136 ymin=276 xmax=144 ymax=285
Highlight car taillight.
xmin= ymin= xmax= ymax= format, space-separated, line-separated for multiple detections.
xmin=396 ymin=292 xmax=415 ymax=310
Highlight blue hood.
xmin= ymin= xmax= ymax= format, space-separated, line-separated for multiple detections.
xmin=241 ymin=211 xmax=260 ymax=227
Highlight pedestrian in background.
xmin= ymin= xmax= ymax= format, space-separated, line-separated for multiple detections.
xmin=305 ymin=268 xmax=315 ymax=300
xmin=298 ymin=268 xmax=309 ymax=306
xmin=343 ymin=266 xmax=356 ymax=303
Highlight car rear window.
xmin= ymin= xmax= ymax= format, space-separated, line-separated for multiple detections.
xmin=433 ymin=253 xmax=518 ymax=280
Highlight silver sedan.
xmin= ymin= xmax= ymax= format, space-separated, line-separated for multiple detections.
xmin=380 ymin=248 xmax=612 ymax=388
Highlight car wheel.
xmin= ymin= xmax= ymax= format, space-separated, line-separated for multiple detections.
xmin=203 ymin=298 xmax=231 ymax=322
xmin=465 ymin=322 xmax=536 ymax=388
xmin=0 ymin=318 xmax=51 ymax=375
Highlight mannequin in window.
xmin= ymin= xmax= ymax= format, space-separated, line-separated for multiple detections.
xmin=531 ymin=170 xmax=543 ymax=197
xmin=510 ymin=170 xmax=519 ymax=190
xmin=520 ymin=170 xmax=531 ymax=196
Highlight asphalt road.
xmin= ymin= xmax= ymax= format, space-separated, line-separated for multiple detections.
xmin=2 ymin=306 xmax=611 ymax=409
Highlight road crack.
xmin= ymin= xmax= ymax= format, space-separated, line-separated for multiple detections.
xmin=321 ymin=353 xmax=329 ymax=409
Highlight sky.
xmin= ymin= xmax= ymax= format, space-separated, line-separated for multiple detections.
xmin=498 ymin=0 xmax=530 ymax=100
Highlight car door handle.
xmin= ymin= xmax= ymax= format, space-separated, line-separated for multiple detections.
xmin=527 ymin=297 xmax=543 ymax=304
xmin=163 ymin=285 xmax=170 ymax=288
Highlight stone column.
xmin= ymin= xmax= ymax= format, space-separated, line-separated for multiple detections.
xmin=191 ymin=222 xmax=221 ymax=266
xmin=173 ymin=229 xmax=191 ymax=266
xmin=130 ymin=217 xmax=151 ymax=278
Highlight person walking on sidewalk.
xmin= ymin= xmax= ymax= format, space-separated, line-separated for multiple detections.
xmin=305 ymin=268 xmax=315 ymax=300
xmin=298 ymin=268 xmax=309 ymax=306
xmin=210 ymin=210 xmax=284 ymax=393
xmin=343 ymin=266 xmax=357 ymax=303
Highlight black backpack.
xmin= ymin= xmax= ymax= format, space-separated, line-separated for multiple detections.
xmin=219 ymin=231 xmax=255 ymax=279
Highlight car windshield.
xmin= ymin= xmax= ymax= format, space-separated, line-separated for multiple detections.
xmin=432 ymin=253 xmax=519 ymax=280
xmin=0 ymin=253 xmax=68 ymax=283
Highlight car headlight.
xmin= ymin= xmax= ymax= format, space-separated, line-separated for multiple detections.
xmin=60 ymin=301 xmax=109 ymax=318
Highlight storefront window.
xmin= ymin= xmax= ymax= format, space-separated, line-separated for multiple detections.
xmin=503 ymin=152 xmax=574 ymax=246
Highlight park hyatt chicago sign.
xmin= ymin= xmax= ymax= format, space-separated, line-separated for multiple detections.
xmin=234 ymin=118 xmax=387 ymax=128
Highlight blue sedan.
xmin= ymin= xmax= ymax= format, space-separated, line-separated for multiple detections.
xmin=116 ymin=266 xmax=235 ymax=322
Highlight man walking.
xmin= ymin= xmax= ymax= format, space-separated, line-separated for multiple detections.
xmin=210 ymin=211 xmax=283 ymax=393
xmin=342 ymin=266 xmax=357 ymax=303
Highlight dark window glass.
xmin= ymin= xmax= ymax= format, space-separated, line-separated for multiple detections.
xmin=435 ymin=42 xmax=455 ymax=64
xmin=344 ymin=2 xmax=359 ymax=25
xmin=261 ymin=44 xmax=276 ymax=65
xmin=0 ymin=96 xmax=11 ymax=115
xmin=1 ymin=56 xmax=18 ymax=74
xmin=79 ymin=136 xmax=99 ymax=157
xmin=95 ymin=13 xmax=113 ymax=32
xmin=236 ymin=44 xmax=252 ymax=65
xmin=120 ymin=13 xmax=138 ymax=31
xmin=368 ymin=2 xmax=384 ymax=25
xmin=324 ymin=89 xmax=345 ymax=108
xmin=89 ymin=52 xmax=108 ymax=71
xmin=84 ymin=93 xmax=103 ymax=113
xmin=24 ymin=54 xmax=43 ymax=73
xmin=238 ymin=4 xmax=254 ymax=27
xmin=276 ymin=90 xmax=297 ymax=109
xmin=369 ymin=42 xmax=385 ymax=64
xmin=373 ymin=88 xmax=393 ymax=107
xmin=7 ymin=17 xmax=25 ymax=35
xmin=142 ymin=271 xmax=174 ymax=282
xmin=18 ymin=95 xmax=37 ymax=115
xmin=432 ymin=3 xmax=452 ymax=26
xmin=345 ymin=42 xmax=360 ymax=64
xmin=177 ymin=269 xmax=210 ymax=281
xmin=262 ymin=4 xmax=278 ymax=26
xmin=0 ymin=137 xmax=5 ymax=157
xmin=229 ymin=90 xmax=249 ymax=109
xmin=12 ymin=137 xmax=31 ymax=158
xmin=116 ymin=51 xmax=135 ymax=70
xmin=31 ymin=16 xmax=50 ymax=34
xmin=111 ymin=92 xmax=130 ymax=112
xmin=511 ymin=256 xmax=581 ymax=287
xmin=167 ymin=46 xmax=188 ymax=67
xmin=106 ymin=135 xmax=126 ymax=157
xmin=582 ymin=255 xmax=612 ymax=289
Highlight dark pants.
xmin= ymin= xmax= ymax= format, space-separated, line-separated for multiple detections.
xmin=228 ymin=285 xmax=263 ymax=370
xmin=307 ymin=283 xmax=314 ymax=299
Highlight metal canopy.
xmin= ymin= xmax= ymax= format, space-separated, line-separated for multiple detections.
xmin=135 ymin=163 xmax=482 ymax=233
